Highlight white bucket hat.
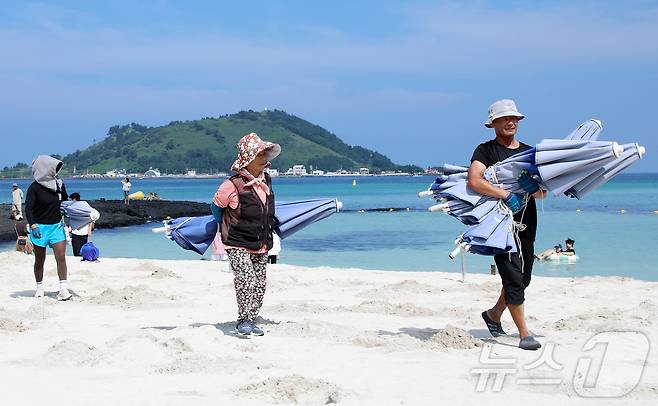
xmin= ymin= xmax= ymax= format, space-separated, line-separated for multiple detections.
xmin=484 ymin=99 xmax=525 ymax=128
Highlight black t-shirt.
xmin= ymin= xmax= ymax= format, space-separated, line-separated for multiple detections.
xmin=564 ymin=248 xmax=575 ymax=254
xmin=470 ymin=139 xmax=537 ymax=241
xmin=25 ymin=181 xmax=68 ymax=225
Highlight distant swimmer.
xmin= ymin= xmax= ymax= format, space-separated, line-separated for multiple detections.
xmin=535 ymin=238 xmax=576 ymax=260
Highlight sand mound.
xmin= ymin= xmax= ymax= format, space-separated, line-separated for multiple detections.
xmin=341 ymin=300 xmax=438 ymax=317
xmin=549 ymin=314 xmax=591 ymax=331
xmin=86 ymin=285 xmax=176 ymax=305
xmin=427 ymin=325 xmax=483 ymax=349
xmin=41 ymin=339 xmax=102 ymax=367
xmin=235 ymin=374 xmax=343 ymax=405
xmin=160 ymin=336 xmax=194 ymax=354
xmin=131 ymin=262 xmax=181 ymax=278
xmin=128 ymin=262 xmax=177 ymax=275
xmin=358 ymin=280 xmax=445 ymax=299
xmin=352 ymin=326 xmax=482 ymax=352
xmin=149 ymin=268 xmax=181 ymax=279
xmin=352 ymin=333 xmax=426 ymax=352
xmin=0 ymin=318 xmax=28 ymax=332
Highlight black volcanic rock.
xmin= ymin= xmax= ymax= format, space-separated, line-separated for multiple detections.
xmin=0 ymin=200 xmax=211 ymax=242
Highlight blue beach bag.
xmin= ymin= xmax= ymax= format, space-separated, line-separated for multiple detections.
xmin=80 ymin=242 xmax=100 ymax=261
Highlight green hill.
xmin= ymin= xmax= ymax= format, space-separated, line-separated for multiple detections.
xmin=0 ymin=110 xmax=419 ymax=176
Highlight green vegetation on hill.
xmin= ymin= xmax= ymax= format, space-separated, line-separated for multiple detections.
xmin=0 ymin=162 xmax=31 ymax=178
xmin=1 ymin=110 xmax=422 ymax=177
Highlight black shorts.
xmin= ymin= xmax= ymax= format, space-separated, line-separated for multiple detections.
xmin=494 ymin=239 xmax=534 ymax=305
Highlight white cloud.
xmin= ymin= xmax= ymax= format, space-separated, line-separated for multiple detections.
xmin=2 ymin=1 xmax=657 ymax=81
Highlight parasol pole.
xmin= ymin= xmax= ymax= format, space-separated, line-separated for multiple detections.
xmin=460 ymin=246 xmax=466 ymax=282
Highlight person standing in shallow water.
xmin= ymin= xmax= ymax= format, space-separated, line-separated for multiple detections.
xmin=213 ymin=133 xmax=281 ymax=336
xmin=25 ymin=155 xmax=72 ymax=301
xmin=467 ymin=99 xmax=546 ymax=350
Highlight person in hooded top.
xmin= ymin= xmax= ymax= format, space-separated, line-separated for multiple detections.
xmin=25 ymin=155 xmax=72 ymax=301
xmin=212 ymin=133 xmax=281 ymax=336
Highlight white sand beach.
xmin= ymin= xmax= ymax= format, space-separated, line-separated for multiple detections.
xmin=1 ymin=251 xmax=656 ymax=405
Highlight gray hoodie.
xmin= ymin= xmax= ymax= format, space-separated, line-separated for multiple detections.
xmin=32 ymin=155 xmax=63 ymax=192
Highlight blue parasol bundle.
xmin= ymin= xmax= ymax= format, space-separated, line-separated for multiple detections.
xmin=420 ymin=119 xmax=646 ymax=258
xmin=154 ymin=198 xmax=342 ymax=255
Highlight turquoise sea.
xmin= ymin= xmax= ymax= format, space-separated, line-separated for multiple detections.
xmin=2 ymin=175 xmax=658 ymax=281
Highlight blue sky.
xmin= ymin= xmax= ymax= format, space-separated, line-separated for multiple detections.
xmin=1 ymin=0 xmax=657 ymax=171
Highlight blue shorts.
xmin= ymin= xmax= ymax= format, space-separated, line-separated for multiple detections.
xmin=29 ymin=222 xmax=67 ymax=248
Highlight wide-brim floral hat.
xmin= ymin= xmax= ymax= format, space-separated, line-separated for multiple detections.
xmin=231 ymin=132 xmax=281 ymax=172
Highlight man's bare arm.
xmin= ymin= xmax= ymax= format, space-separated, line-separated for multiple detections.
xmin=467 ymin=161 xmax=509 ymax=199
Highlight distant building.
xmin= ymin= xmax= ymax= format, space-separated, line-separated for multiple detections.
xmin=264 ymin=168 xmax=279 ymax=177
xmin=359 ymin=167 xmax=370 ymax=175
xmin=285 ymin=165 xmax=307 ymax=176
xmin=312 ymin=170 xmax=325 ymax=176
xmin=143 ymin=168 xmax=161 ymax=177
xmin=185 ymin=170 xmax=197 ymax=177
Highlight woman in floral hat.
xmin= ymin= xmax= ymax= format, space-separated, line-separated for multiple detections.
xmin=213 ymin=133 xmax=281 ymax=336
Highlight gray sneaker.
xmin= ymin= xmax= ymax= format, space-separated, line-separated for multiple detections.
xmin=236 ymin=320 xmax=252 ymax=335
xmin=250 ymin=322 xmax=264 ymax=336
xmin=519 ymin=336 xmax=542 ymax=350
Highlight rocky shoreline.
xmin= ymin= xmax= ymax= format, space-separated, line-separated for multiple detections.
xmin=0 ymin=200 xmax=211 ymax=242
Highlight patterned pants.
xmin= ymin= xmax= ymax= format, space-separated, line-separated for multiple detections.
xmin=227 ymin=249 xmax=268 ymax=322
